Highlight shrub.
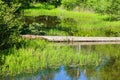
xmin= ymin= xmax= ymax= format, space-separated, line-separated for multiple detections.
xmin=31 ymin=3 xmax=55 ymax=10
xmin=49 ymin=0 xmax=61 ymax=7
xmin=86 ymin=0 xmax=120 ymax=15
xmin=0 ymin=0 xmax=22 ymax=50
xmin=61 ymin=0 xmax=79 ymax=10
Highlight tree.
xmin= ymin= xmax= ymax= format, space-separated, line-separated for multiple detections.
xmin=0 ymin=0 xmax=22 ymax=50
xmin=49 ymin=0 xmax=61 ymax=7
xmin=86 ymin=0 xmax=120 ymax=15
xmin=2 ymin=0 xmax=34 ymax=8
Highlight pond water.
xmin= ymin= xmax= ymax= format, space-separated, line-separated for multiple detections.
xmin=1 ymin=43 xmax=120 ymax=80
xmin=2 ymin=66 xmax=96 ymax=80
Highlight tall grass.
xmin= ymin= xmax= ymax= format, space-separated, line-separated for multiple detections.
xmin=0 ymin=40 xmax=120 ymax=76
xmin=24 ymin=8 xmax=104 ymax=21
xmin=0 ymin=39 xmax=100 ymax=76
xmin=24 ymin=8 xmax=120 ymax=36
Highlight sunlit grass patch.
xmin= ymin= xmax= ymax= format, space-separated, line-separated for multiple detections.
xmin=23 ymin=8 xmax=120 ymax=36
xmin=0 ymin=39 xmax=100 ymax=76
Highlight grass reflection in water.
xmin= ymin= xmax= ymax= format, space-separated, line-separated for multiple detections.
xmin=0 ymin=39 xmax=120 ymax=80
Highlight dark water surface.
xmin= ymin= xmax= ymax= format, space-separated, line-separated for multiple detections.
xmin=3 ymin=66 xmax=93 ymax=80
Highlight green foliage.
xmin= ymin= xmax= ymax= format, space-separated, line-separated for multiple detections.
xmin=24 ymin=9 xmax=120 ymax=36
xmin=60 ymin=0 xmax=120 ymax=18
xmin=2 ymin=0 xmax=34 ymax=8
xmin=0 ymin=0 xmax=22 ymax=50
xmin=0 ymin=39 xmax=100 ymax=76
xmin=28 ymin=23 xmax=46 ymax=35
xmin=49 ymin=0 xmax=61 ymax=7
xmin=61 ymin=0 xmax=79 ymax=10
xmin=0 ymin=39 xmax=119 ymax=76
xmin=30 ymin=3 xmax=55 ymax=10
xmin=86 ymin=0 xmax=120 ymax=15
xmin=17 ymin=0 xmax=34 ymax=8
xmin=33 ymin=0 xmax=61 ymax=8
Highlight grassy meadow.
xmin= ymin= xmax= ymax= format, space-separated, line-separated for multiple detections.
xmin=23 ymin=7 xmax=120 ymax=36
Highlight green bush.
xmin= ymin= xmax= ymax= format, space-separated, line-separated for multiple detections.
xmin=49 ymin=0 xmax=61 ymax=7
xmin=2 ymin=0 xmax=34 ymax=8
xmin=28 ymin=23 xmax=46 ymax=35
xmin=0 ymin=0 xmax=22 ymax=50
xmin=31 ymin=3 xmax=55 ymax=10
xmin=86 ymin=0 xmax=120 ymax=15
xmin=61 ymin=0 xmax=79 ymax=10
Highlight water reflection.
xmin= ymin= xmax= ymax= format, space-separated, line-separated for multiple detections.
xmin=3 ymin=66 xmax=89 ymax=80
xmin=54 ymin=66 xmax=71 ymax=80
xmin=0 ymin=44 xmax=120 ymax=80
xmin=79 ymin=72 xmax=87 ymax=80
xmin=54 ymin=42 xmax=120 ymax=53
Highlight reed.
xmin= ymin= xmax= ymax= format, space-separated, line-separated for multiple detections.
xmin=0 ymin=39 xmax=100 ymax=76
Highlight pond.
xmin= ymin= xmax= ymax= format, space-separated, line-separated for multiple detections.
xmin=0 ymin=43 xmax=120 ymax=80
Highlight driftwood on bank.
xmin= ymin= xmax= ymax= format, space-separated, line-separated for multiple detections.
xmin=21 ymin=35 xmax=120 ymax=42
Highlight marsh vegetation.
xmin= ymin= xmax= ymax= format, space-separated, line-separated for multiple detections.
xmin=0 ymin=40 xmax=120 ymax=80
xmin=0 ymin=0 xmax=120 ymax=79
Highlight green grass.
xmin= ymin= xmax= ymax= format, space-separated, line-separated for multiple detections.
xmin=29 ymin=3 xmax=55 ymax=10
xmin=0 ymin=39 xmax=100 ymax=76
xmin=0 ymin=39 xmax=120 ymax=76
xmin=24 ymin=8 xmax=104 ymax=21
xmin=23 ymin=8 xmax=120 ymax=36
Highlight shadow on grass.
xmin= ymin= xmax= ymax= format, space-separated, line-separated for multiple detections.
xmin=21 ymin=16 xmax=78 ymax=35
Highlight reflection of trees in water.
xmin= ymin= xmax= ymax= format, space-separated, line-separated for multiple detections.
xmin=65 ymin=66 xmax=107 ymax=80
xmin=15 ymin=68 xmax=59 ymax=80
xmin=65 ymin=67 xmax=80 ymax=79
xmin=40 ymin=68 xmax=59 ymax=80
xmin=70 ymin=45 xmax=96 ymax=53
xmin=65 ymin=66 xmax=89 ymax=80
xmin=40 ymin=73 xmax=54 ymax=80
xmin=84 ymin=68 xmax=98 ymax=80
xmin=93 ymin=44 xmax=120 ymax=55
xmin=94 ymin=44 xmax=120 ymax=79
xmin=98 ymin=57 xmax=120 ymax=80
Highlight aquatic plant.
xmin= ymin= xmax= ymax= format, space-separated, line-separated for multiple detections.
xmin=0 ymin=39 xmax=100 ymax=76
